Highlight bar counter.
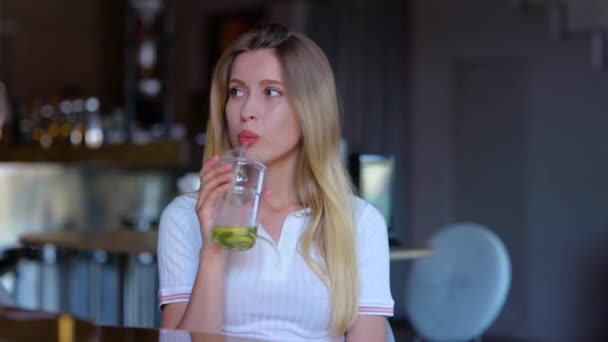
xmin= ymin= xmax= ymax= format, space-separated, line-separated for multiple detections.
xmin=0 ymin=141 xmax=191 ymax=168
xmin=0 ymin=306 xmax=264 ymax=341
xmin=15 ymin=229 xmax=432 ymax=328
xmin=0 ymin=160 xmax=181 ymax=328
xmin=19 ymin=229 xmax=433 ymax=260
xmin=20 ymin=229 xmax=158 ymax=255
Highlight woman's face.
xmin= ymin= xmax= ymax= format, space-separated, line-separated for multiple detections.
xmin=225 ymin=49 xmax=302 ymax=167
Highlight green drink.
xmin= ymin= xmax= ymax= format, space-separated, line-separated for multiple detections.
xmin=212 ymin=148 xmax=266 ymax=251
xmin=212 ymin=225 xmax=258 ymax=251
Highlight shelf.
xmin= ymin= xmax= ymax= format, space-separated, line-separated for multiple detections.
xmin=0 ymin=141 xmax=191 ymax=168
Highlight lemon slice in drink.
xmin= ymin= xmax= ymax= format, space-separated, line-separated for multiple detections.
xmin=213 ymin=226 xmax=257 ymax=250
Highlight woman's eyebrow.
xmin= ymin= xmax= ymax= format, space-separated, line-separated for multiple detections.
xmin=260 ymin=79 xmax=283 ymax=86
xmin=228 ymin=78 xmax=284 ymax=87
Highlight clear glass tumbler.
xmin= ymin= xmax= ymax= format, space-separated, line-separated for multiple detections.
xmin=212 ymin=149 xmax=267 ymax=251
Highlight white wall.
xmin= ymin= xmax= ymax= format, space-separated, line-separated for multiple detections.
xmin=411 ymin=1 xmax=608 ymax=340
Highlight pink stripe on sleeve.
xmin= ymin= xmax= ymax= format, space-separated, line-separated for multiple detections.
xmin=358 ymin=306 xmax=394 ymax=315
xmin=160 ymin=292 xmax=191 ymax=302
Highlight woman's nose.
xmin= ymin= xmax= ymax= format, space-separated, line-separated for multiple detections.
xmin=240 ymin=97 xmax=260 ymax=121
xmin=242 ymin=112 xmax=257 ymax=121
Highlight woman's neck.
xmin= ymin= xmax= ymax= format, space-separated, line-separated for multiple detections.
xmin=263 ymin=151 xmax=302 ymax=211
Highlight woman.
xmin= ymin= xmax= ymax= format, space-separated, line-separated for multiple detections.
xmin=158 ymin=23 xmax=393 ymax=341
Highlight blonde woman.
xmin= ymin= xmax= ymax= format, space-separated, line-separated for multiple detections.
xmin=158 ymin=23 xmax=393 ymax=341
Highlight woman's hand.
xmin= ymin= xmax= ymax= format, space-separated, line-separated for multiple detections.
xmin=195 ymin=155 xmax=233 ymax=253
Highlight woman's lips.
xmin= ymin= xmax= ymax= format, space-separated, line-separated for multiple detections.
xmin=238 ymin=130 xmax=259 ymax=147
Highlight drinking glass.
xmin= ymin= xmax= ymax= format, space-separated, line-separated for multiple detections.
xmin=212 ymin=149 xmax=267 ymax=251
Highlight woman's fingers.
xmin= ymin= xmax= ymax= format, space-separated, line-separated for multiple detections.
xmin=195 ymin=156 xmax=234 ymax=230
xmin=196 ymin=171 xmax=232 ymax=213
xmin=198 ymin=170 xmax=232 ymax=202
xmin=200 ymin=163 xmax=232 ymax=190
xmin=201 ymin=182 xmax=231 ymax=215
xmin=196 ymin=182 xmax=231 ymax=230
xmin=197 ymin=164 xmax=232 ymax=206
xmin=200 ymin=155 xmax=219 ymax=174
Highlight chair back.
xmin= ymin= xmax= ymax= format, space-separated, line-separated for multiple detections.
xmin=405 ymin=222 xmax=511 ymax=342
xmin=386 ymin=319 xmax=396 ymax=342
xmin=0 ymin=284 xmax=15 ymax=307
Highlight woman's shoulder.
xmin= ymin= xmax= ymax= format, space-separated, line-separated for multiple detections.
xmin=350 ymin=196 xmax=390 ymax=256
xmin=350 ymin=195 xmax=388 ymax=234
xmin=158 ymin=193 xmax=202 ymax=252
xmin=166 ymin=192 xmax=198 ymax=210
xmin=159 ymin=193 xmax=198 ymax=228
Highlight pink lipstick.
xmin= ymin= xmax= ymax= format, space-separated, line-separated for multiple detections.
xmin=238 ymin=130 xmax=259 ymax=147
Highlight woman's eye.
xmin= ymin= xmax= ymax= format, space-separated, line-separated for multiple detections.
xmin=229 ymin=87 xmax=244 ymax=97
xmin=266 ymin=88 xmax=281 ymax=97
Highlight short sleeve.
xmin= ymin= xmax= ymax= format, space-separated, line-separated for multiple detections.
xmin=157 ymin=195 xmax=202 ymax=307
xmin=355 ymin=199 xmax=395 ymax=316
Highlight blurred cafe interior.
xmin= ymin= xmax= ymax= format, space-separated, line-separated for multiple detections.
xmin=1 ymin=0 xmax=608 ymax=341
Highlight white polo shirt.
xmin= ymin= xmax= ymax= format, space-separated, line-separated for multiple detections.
xmin=158 ymin=194 xmax=394 ymax=342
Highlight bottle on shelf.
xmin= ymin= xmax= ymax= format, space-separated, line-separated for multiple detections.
xmin=84 ymin=97 xmax=104 ymax=149
xmin=126 ymin=0 xmax=175 ymax=141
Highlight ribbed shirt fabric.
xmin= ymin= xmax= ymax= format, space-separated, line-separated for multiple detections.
xmin=158 ymin=194 xmax=394 ymax=341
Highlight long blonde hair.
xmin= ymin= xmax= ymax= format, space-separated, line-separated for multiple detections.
xmin=203 ymin=23 xmax=359 ymax=336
